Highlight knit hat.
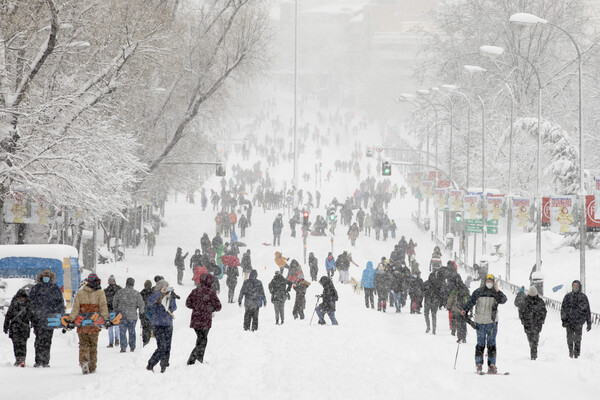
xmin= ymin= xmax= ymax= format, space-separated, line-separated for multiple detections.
xmin=154 ymin=279 xmax=169 ymax=292
xmin=87 ymin=273 xmax=101 ymax=290
xmin=527 ymin=286 xmax=538 ymax=297
xmin=108 ymin=275 xmax=116 ymax=284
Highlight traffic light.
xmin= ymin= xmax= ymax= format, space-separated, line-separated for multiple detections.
xmin=455 ymin=212 xmax=463 ymax=223
xmin=319 ymin=162 xmax=322 ymax=171
xmin=382 ymin=161 xmax=391 ymax=176
xmin=216 ymin=164 xmax=226 ymax=177
xmin=303 ymin=211 xmax=309 ymax=224
xmin=366 ymin=147 xmax=373 ymax=157
xmin=327 ymin=208 xmax=336 ymax=222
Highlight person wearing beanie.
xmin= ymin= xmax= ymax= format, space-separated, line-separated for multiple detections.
xmin=29 ymin=270 xmax=65 ymax=367
xmin=69 ymin=273 xmax=109 ymax=374
xmin=560 ymin=280 xmax=592 ymax=358
xmin=518 ymin=286 xmax=547 ymax=360
xmin=514 ymin=286 xmax=526 ymax=309
xmin=113 ymin=278 xmax=145 ymax=353
xmin=461 ymin=274 xmax=507 ymax=374
xmin=140 ymin=280 xmax=154 ymax=347
xmin=146 ymin=280 xmax=177 ymax=373
xmin=104 ymin=275 xmax=122 ymax=348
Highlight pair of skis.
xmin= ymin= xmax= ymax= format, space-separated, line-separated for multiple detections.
xmin=454 ymin=340 xmax=510 ymax=375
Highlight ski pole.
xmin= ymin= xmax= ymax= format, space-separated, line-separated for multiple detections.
xmin=309 ymin=295 xmax=320 ymax=325
xmin=453 ymin=341 xmax=460 ymax=370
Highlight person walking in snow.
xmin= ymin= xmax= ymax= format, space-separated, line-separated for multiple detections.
xmin=241 ymin=250 xmax=253 ymax=281
xmin=225 ymin=265 xmax=239 ymax=303
xmin=104 ymin=275 xmax=121 ymax=348
xmin=461 ymin=274 xmax=507 ymax=374
xmin=69 ymin=273 xmax=109 ymax=374
xmin=361 ymin=261 xmax=376 ymax=309
xmin=238 ymin=270 xmax=267 ymax=331
xmin=28 ymin=270 xmax=64 ymax=368
xmin=560 ymin=280 xmax=592 ymax=359
xmin=268 ymin=271 xmax=292 ymax=325
xmin=3 ymin=289 xmax=33 ymax=367
xmin=309 ymin=252 xmax=319 ymax=281
xmin=292 ymin=279 xmax=310 ymax=319
xmin=186 ymin=274 xmax=222 ymax=365
xmin=113 ymin=277 xmax=145 ymax=353
xmin=174 ymin=247 xmax=189 ymax=285
xmin=446 ymin=276 xmax=470 ymax=343
xmin=325 ymin=252 xmax=336 ymax=279
xmin=518 ymin=286 xmax=547 ymax=360
xmin=146 ymin=280 xmax=177 ymax=373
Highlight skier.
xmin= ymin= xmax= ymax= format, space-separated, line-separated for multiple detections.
xmin=268 ymin=271 xmax=292 ymax=325
xmin=518 ymin=286 xmax=547 ymax=360
xmin=69 ymin=273 xmax=109 ymax=374
xmin=146 ymin=280 xmax=177 ymax=373
xmin=3 ymin=289 xmax=32 ymax=367
xmin=315 ymin=276 xmax=339 ymax=325
xmin=461 ymin=274 xmax=507 ymax=374
xmin=308 ymin=252 xmax=319 ymax=281
xmin=361 ymin=261 xmax=376 ymax=309
xmin=186 ymin=273 xmax=222 ymax=365
xmin=238 ymin=270 xmax=267 ymax=331
xmin=560 ymin=280 xmax=591 ymax=359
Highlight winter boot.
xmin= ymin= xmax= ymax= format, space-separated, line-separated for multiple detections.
xmin=107 ymin=343 xmax=113 ymax=348
xmin=487 ymin=364 xmax=497 ymax=374
xmin=476 ymin=364 xmax=483 ymax=374
xmin=81 ymin=362 xmax=90 ymax=375
xmin=115 ymin=339 xmax=120 ymax=346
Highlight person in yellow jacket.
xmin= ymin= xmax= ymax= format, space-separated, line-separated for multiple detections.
xmin=274 ymin=251 xmax=289 ymax=274
xmin=69 ymin=273 xmax=110 ymax=374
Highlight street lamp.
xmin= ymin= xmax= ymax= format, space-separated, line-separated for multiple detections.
xmin=480 ymin=44 xmax=543 ymax=280
xmin=510 ymin=13 xmax=586 ymax=291
xmin=441 ymin=84 xmax=472 ymax=190
xmin=432 ymin=87 xmax=455 ymax=185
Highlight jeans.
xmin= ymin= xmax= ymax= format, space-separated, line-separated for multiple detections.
xmin=273 ymin=233 xmax=281 ymax=246
xmin=119 ymin=319 xmax=137 ymax=350
xmin=326 ymin=269 xmax=334 ymax=279
xmin=316 ymin=304 xmax=338 ymax=325
xmin=188 ymin=328 xmax=209 ymax=364
xmin=148 ymin=325 xmax=173 ymax=368
xmin=364 ymin=288 xmax=375 ymax=308
xmin=177 ymin=268 xmax=184 ymax=285
xmin=476 ymin=322 xmax=498 ymax=366
xmin=108 ymin=324 xmax=120 ymax=345
xmin=391 ymin=290 xmax=402 ymax=311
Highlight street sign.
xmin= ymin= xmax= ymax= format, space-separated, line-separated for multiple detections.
xmin=486 ymin=226 xmax=498 ymax=234
xmin=466 ymin=225 xmax=483 ymax=233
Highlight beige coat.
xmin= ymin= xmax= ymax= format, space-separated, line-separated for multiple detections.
xmin=70 ymin=286 xmax=109 ymax=333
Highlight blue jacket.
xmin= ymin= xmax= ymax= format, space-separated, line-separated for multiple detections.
xmin=325 ymin=256 xmax=336 ymax=271
xmin=147 ymin=290 xmax=177 ymax=326
xmin=361 ymin=262 xmax=376 ymax=289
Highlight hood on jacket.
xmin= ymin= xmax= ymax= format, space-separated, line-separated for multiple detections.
xmin=572 ymin=280 xmax=582 ymax=292
xmin=12 ymin=288 xmax=29 ymax=302
xmin=249 ymin=270 xmax=258 ymax=280
xmin=36 ymin=270 xmax=56 ymax=284
xmin=319 ymin=276 xmax=332 ymax=287
xmin=366 ymin=261 xmax=373 ymax=270
xmin=200 ymin=273 xmax=214 ymax=289
xmin=275 ymin=251 xmax=282 ymax=259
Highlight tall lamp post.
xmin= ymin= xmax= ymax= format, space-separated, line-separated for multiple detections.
xmin=480 ymin=44 xmax=543 ymax=282
xmin=510 ymin=13 xmax=586 ymax=291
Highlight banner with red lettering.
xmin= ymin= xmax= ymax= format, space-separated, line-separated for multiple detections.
xmin=542 ymin=197 xmax=550 ymax=226
xmin=422 ymin=181 xmax=434 ymax=199
xmin=586 ymin=195 xmax=600 ymax=231
xmin=511 ymin=197 xmax=532 ymax=228
xmin=434 ymin=188 xmax=448 ymax=210
xmin=550 ymin=196 xmax=575 ymax=233
xmin=449 ymin=190 xmax=464 ymax=212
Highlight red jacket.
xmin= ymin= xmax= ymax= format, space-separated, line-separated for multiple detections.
xmin=186 ymin=274 xmax=222 ymax=329
xmin=192 ymin=265 xmax=208 ymax=285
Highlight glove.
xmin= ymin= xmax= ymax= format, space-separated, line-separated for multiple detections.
xmin=64 ymin=321 xmax=76 ymax=331
xmin=104 ymin=320 xmax=114 ymax=329
xmin=562 ymin=321 xmax=567 ymax=328
xmin=3 ymin=328 xmax=8 ymax=335
xmin=587 ymin=324 xmax=592 ymax=332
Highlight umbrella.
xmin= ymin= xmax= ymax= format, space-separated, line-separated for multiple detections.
xmin=221 ymin=255 xmax=240 ymax=268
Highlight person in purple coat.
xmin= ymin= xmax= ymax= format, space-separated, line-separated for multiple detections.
xmin=146 ymin=280 xmax=177 ymax=373
xmin=186 ymin=274 xmax=222 ymax=365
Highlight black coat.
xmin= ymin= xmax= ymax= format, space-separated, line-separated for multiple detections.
xmin=319 ymin=276 xmax=338 ymax=312
xmin=3 ymin=290 xmax=32 ymax=340
xmin=561 ymin=287 xmax=591 ymax=327
xmin=519 ymin=295 xmax=547 ymax=331
xmin=29 ymin=278 xmax=65 ymax=327
xmin=241 ymin=253 xmax=252 ymax=273
xmin=104 ymin=284 xmax=122 ymax=312
xmin=225 ymin=266 xmax=239 ymax=288
xmin=309 ymin=255 xmax=318 ymax=277
xmin=238 ymin=270 xmax=266 ymax=308
xmin=514 ymin=292 xmax=526 ymax=309
xmin=293 ymin=284 xmax=307 ymax=310
xmin=268 ymin=274 xmax=291 ymax=303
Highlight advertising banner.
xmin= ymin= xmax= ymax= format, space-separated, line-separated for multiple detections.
xmin=422 ymin=181 xmax=434 ymax=199
xmin=434 ymin=188 xmax=448 ymax=211
xmin=550 ymin=196 xmax=576 ymax=233
xmin=512 ymin=197 xmax=532 ymax=228
xmin=486 ymin=195 xmax=504 ymax=234
xmin=449 ymin=190 xmax=464 ymax=212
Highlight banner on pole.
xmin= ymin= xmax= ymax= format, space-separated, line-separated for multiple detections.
xmin=485 ymin=195 xmax=504 ymax=234
xmin=512 ymin=197 xmax=532 ymax=228
xmin=3 ymin=191 xmax=55 ymax=224
xmin=434 ymin=188 xmax=448 ymax=211
xmin=422 ymin=181 xmax=434 ymax=199
xmin=594 ymin=177 xmax=600 ymax=219
xmin=542 ymin=197 xmax=550 ymax=226
xmin=464 ymin=194 xmax=482 ymax=233
xmin=585 ymin=195 xmax=600 ymax=231
xmin=449 ymin=190 xmax=464 ymax=212
xmin=550 ymin=196 xmax=576 ymax=233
